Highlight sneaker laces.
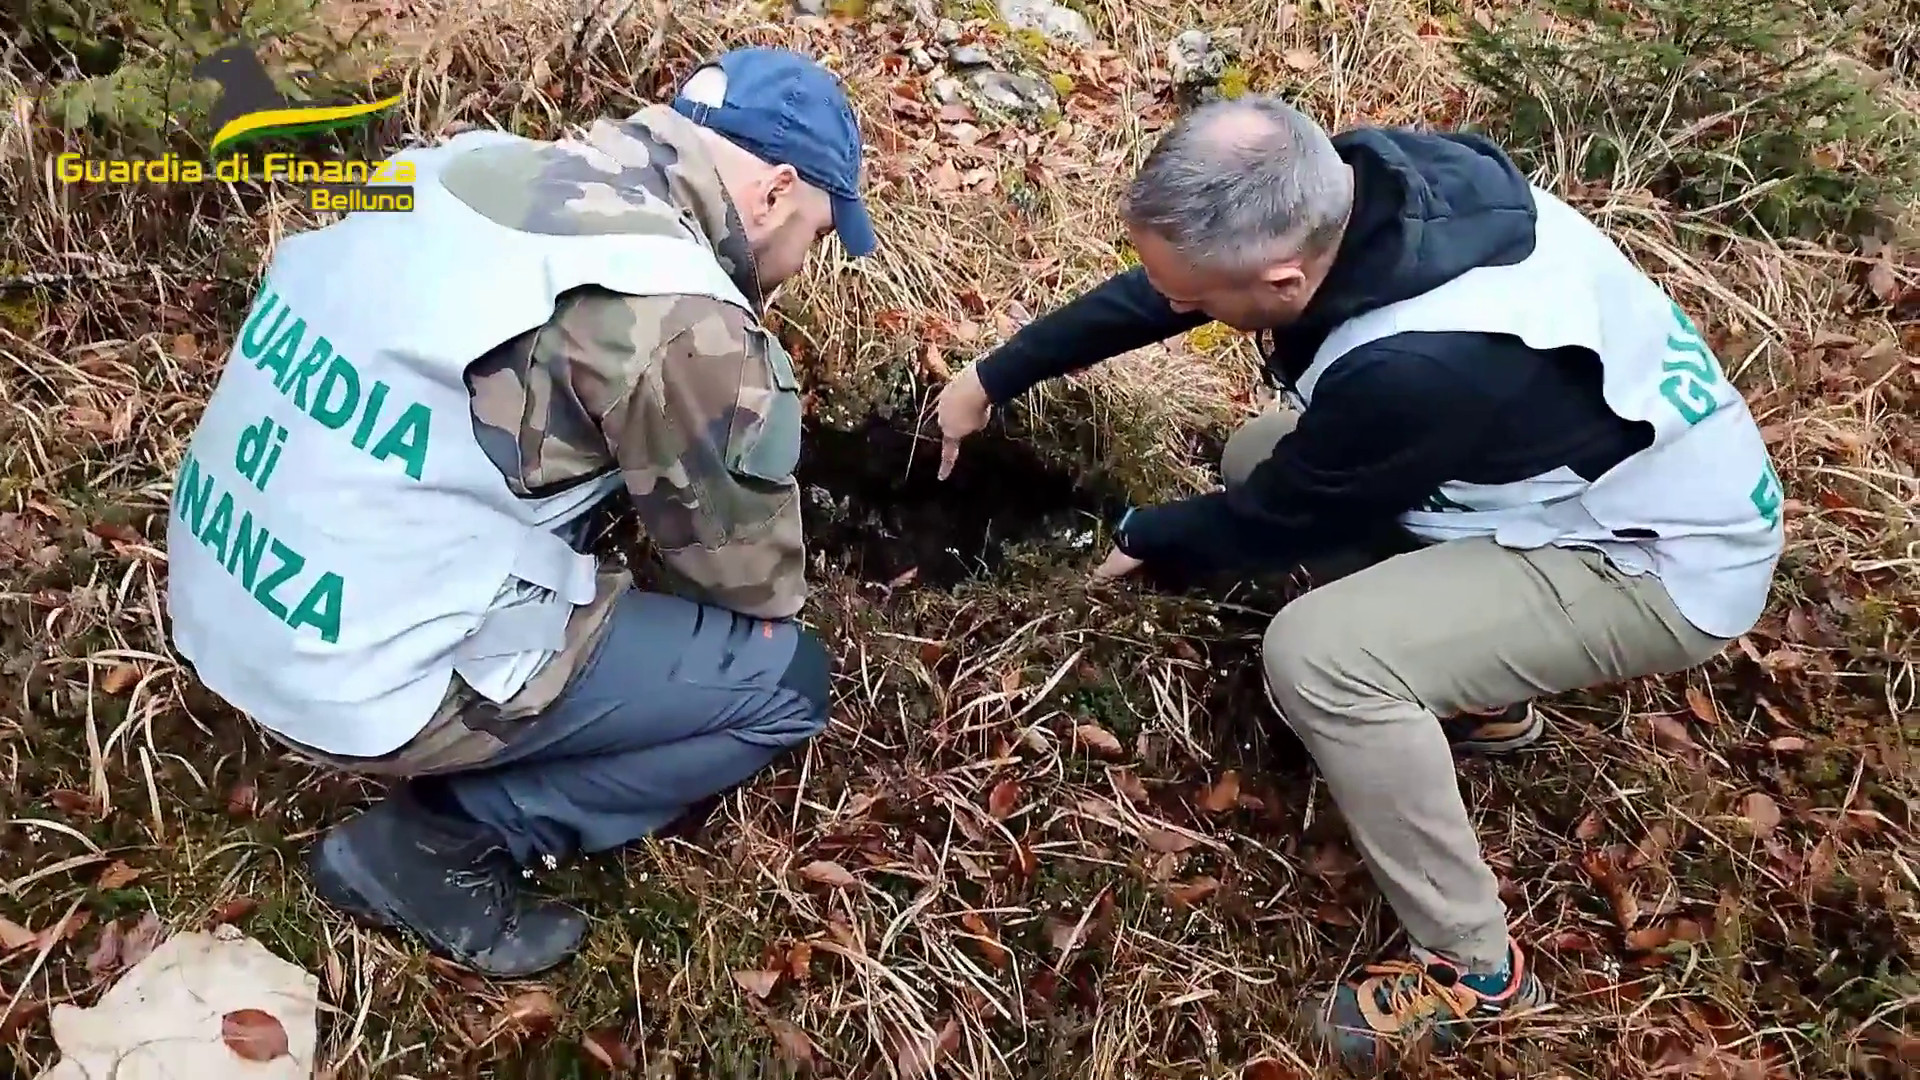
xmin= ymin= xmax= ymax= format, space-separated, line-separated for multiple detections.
xmin=1354 ymin=959 xmax=1476 ymax=1034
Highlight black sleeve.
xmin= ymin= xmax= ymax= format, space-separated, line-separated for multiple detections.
xmin=974 ymin=266 xmax=1210 ymax=404
xmin=1114 ymin=337 xmax=1515 ymax=573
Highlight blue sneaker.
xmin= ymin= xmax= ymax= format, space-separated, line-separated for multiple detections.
xmin=1302 ymin=940 xmax=1547 ymax=1073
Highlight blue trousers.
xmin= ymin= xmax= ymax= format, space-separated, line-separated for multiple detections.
xmin=428 ymin=590 xmax=830 ymax=864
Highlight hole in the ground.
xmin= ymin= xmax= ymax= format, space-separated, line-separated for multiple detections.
xmin=795 ymin=414 xmax=1126 ymax=588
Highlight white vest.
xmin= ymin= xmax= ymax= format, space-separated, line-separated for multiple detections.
xmin=167 ymin=130 xmax=756 ymax=757
xmin=1287 ymin=185 xmax=1784 ymax=639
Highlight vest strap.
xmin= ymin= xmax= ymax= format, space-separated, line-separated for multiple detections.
xmin=511 ymin=527 xmax=599 ymax=606
xmin=454 ymin=598 xmax=571 ymax=662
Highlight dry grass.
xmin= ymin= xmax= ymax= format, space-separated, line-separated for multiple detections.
xmin=1 ymin=0 xmax=1917 ymax=1078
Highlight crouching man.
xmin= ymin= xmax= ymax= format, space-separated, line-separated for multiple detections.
xmin=934 ymin=96 xmax=1784 ymax=1068
xmin=167 ymin=47 xmax=876 ymax=976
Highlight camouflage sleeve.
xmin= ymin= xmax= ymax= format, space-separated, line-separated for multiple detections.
xmin=592 ymin=293 xmax=809 ymax=620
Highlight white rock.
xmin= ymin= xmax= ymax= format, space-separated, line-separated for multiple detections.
xmin=998 ymin=0 xmax=1097 ymax=47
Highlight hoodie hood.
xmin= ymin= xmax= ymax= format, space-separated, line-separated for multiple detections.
xmin=1298 ymin=128 xmax=1539 ymax=331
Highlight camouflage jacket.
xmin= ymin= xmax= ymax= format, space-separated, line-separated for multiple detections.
xmin=432 ymin=105 xmax=809 ymax=732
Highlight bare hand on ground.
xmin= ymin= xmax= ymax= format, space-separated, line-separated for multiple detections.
xmin=933 ymin=362 xmax=992 ymax=480
xmin=1090 ymin=547 xmax=1144 ymax=581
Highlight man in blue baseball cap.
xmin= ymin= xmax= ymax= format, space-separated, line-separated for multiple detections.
xmin=184 ymin=44 xmax=877 ymax=980
xmin=672 ymin=45 xmax=878 ymax=262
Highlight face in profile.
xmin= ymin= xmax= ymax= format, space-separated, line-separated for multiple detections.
xmin=1128 ymin=224 xmax=1314 ymax=332
xmin=736 ymin=164 xmax=836 ymax=291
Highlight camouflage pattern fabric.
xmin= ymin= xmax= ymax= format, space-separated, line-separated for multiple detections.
xmin=284 ymin=105 xmax=809 ymax=777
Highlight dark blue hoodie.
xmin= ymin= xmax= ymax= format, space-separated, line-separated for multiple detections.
xmin=973 ymin=128 xmax=1654 ymax=575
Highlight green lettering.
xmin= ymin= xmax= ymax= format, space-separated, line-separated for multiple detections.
xmin=225 ymin=510 xmax=269 ymax=589
xmin=286 ymin=571 xmax=344 ymax=644
xmin=1659 ymin=375 xmax=1719 ymax=426
xmin=1749 ymin=463 xmax=1784 ymax=529
xmin=252 ymin=539 xmax=303 ymax=620
xmin=198 ymin=491 xmax=235 ymax=564
xmin=286 ymin=335 xmax=333 ymax=402
xmin=174 ymin=453 xmax=212 ymax=534
xmin=351 ymin=380 xmax=390 ymax=450
xmin=370 ymin=403 xmax=432 ymax=480
xmin=238 ymin=290 xmax=285 ymax=360
xmin=310 ymin=355 xmax=361 ymax=429
xmin=1664 ymin=334 xmax=1719 ymax=385
xmin=257 ymin=316 xmax=306 ymax=385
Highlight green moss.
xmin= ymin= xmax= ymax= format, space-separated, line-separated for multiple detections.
xmin=1048 ymin=71 xmax=1074 ymax=97
xmin=1217 ymin=64 xmax=1251 ymax=100
xmin=826 ymin=0 xmax=870 ymax=15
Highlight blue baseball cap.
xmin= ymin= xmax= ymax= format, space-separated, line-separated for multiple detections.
xmin=671 ymin=46 xmax=877 ymax=257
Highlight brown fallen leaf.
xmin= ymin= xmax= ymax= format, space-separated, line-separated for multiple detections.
xmin=1 ymin=916 xmax=38 ymax=951
xmin=798 ymin=860 xmax=860 ymax=889
xmin=100 ymin=663 xmax=140 ymax=695
xmin=1685 ymin=686 xmax=1720 ymax=725
xmin=580 ymin=1028 xmax=637 ymax=1071
xmin=1008 ymin=840 xmax=1037 ymax=880
xmin=34 ymin=909 xmax=91 ymax=951
xmin=1867 ymin=259 xmax=1899 ymax=303
xmin=226 ymin=779 xmax=259 ymax=818
xmin=732 ymin=968 xmax=782 ymax=999
xmin=211 ymin=897 xmax=260 ymax=926
xmin=959 ymin=910 xmax=1007 ymax=970
xmin=1244 ymin=1059 xmax=1311 ymax=1080
xmin=503 ymin=990 xmax=560 ymax=1033
xmin=1625 ymin=924 xmax=1674 ymax=951
xmin=1073 ymin=723 xmax=1124 ymax=758
xmin=1168 ymin=876 xmax=1221 ymax=906
xmin=929 ymin=159 xmax=963 ymax=192
xmin=987 ymin=779 xmax=1021 ymax=820
xmin=1767 ymin=735 xmax=1808 ymax=752
xmin=96 ymin=860 xmax=142 ymax=890
xmin=1282 ymin=47 xmax=1320 ymax=70
xmin=1110 ymin=767 xmax=1150 ymax=804
xmin=788 ymin=941 xmax=814 ymax=982
xmin=1742 ymin=792 xmax=1783 ymax=837
xmin=1315 ymin=902 xmax=1359 ymax=928
xmin=1142 ymin=828 xmax=1198 ymax=854
xmin=221 ymin=1008 xmax=290 ymax=1062
xmin=1199 ymin=770 xmax=1241 ymax=814
xmin=1649 ymin=714 xmax=1697 ymax=751
xmin=49 ymin=789 xmax=102 ymax=817
xmin=86 ymin=919 xmax=126 ymax=976
xmin=1045 ymin=917 xmax=1086 ymax=956
xmin=769 ymin=1018 xmax=817 ymax=1066
xmin=1543 ymin=929 xmax=1602 ymax=954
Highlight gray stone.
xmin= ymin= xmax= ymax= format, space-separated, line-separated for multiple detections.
xmin=998 ymin=0 xmax=1096 ymax=47
xmin=948 ymin=43 xmax=993 ymax=68
xmin=791 ymin=0 xmax=826 ymax=13
xmin=1167 ymin=26 xmax=1244 ymax=106
xmin=934 ymin=17 xmax=962 ymax=44
xmin=908 ymin=45 xmax=936 ymax=72
xmin=930 ymin=76 xmax=967 ymax=105
xmin=968 ymin=69 xmax=1057 ymax=119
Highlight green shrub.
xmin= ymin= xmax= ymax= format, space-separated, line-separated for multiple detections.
xmin=7 ymin=0 xmax=386 ymax=154
xmin=1456 ymin=0 xmax=1919 ymax=242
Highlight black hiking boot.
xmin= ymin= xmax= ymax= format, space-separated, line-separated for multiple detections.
xmin=307 ymin=787 xmax=586 ymax=977
xmin=1440 ymin=703 xmax=1544 ymax=755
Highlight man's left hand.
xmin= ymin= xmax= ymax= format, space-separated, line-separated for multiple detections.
xmin=1090 ymin=546 xmax=1143 ymax=581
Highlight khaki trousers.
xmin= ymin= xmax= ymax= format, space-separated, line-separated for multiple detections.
xmin=1225 ymin=411 xmax=1730 ymax=970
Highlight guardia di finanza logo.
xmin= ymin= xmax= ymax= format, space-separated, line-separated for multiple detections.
xmin=54 ymin=41 xmax=413 ymax=212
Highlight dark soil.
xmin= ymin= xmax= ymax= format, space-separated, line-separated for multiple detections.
xmin=795 ymin=414 xmax=1128 ymax=588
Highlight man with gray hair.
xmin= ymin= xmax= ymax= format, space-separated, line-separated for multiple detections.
xmin=934 ymin=96 xmax=1782 ymax=1069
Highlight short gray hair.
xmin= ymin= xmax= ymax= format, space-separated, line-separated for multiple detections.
xmin=1122 ymin=95 xmax=1353 ymax=273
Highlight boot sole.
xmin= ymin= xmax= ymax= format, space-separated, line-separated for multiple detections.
xmin=307 ymin=830 xmax=569 ymax=979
